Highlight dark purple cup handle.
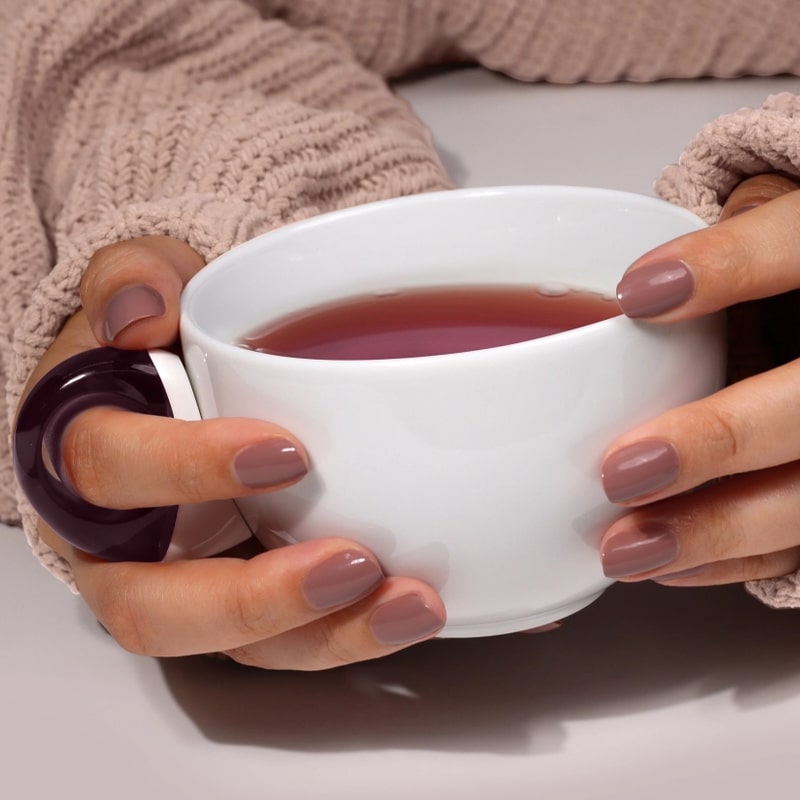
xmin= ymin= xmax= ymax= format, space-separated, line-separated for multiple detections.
xmin=13 ymin=347 xmax=251 ymax=562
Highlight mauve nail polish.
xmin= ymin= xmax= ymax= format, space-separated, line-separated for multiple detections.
xmin=302 ymin=550 xmax=384 ymax=610
xmin=233 ymin=438 xmax=307 ymax=488
xmin=601 ymin=522 xmax=679 ymax=578
xmin=616 ymin=260 xmax=695 ymax=318
xmin=370 ymin=594 xmax=445 ymax=645
xmin=601 ymin=439 xmax=680 ymax=503
xmin=104 ymin=285 xmax=166 ymax=341
xmin=655 ymin=564 xmax=706 ymax=582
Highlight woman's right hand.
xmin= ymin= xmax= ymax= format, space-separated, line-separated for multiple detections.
xmin=23 ymin=236 xmax=445 ymax=670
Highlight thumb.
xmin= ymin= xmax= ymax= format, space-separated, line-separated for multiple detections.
xmin=80 ymin=235 xmax=206 ymax=349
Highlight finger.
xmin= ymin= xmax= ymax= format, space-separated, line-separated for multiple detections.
xmin=654 ymin=549 xmax=800 ymax=587
xmin=599 ymin=463 xmax=800 ymax=585
xmin=68 ymin=533 xmax=445 ymax=666
xmin=69 ymin=536 xmax=391 ymax=656
xmin=719 ymin=173 xmax=800 ymax=221
xmin=60 ymin=406 xmax=308 ymax=508
xmin=80 ymin=236 xmax=205 ymax=349
xmin=722 ymin=177 xmax=800 ymax=381
xmin=615 ymin=175 xmax=800 ymax=321
xmin=600 ymin=358 xmax=800 ymax=505
xmin=224 ymin=578 xmax=446 ymax=671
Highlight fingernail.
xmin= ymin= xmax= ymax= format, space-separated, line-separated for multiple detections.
xmin=654 ymin=564 xmax=706 ymax=582
xmin=303 ymin=550 xmax=384 ymax=610
xmin=370 ymin=593 xmax=445 ymax=645
xmin=601 ymin=522 xmax=679 ymax=578
xmin=233 ymin=438 xmax=307 ymax=488
xmin=104 ymin=284 xmax=166 ymax=341
xmin=616 ymin=260 xmax=695 ymax=318
xmin=601 ymin=439 xmax=680 ymax=503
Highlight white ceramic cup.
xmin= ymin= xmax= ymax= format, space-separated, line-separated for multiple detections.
xmin=180 ymin=186 xmax=726 ymax=638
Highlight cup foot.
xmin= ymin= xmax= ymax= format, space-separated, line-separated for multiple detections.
xmin=437 ymin=590 xmax=607 ymax=638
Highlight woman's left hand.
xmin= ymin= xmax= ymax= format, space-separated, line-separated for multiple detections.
xmin=599 ymin=173 xmax=800 ymax=586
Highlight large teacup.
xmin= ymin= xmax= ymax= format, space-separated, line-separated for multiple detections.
xmin=179 ymin=186 xmax=725 ymax=637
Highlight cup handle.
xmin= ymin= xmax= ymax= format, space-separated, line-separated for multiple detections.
xmin=13 ymin=347 xmax=252 ymax=562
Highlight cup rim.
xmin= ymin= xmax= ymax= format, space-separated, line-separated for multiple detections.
xmin=181 ymin=185 xmax=704 ymax=368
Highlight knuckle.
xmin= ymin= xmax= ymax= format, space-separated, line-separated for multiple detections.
xmin=694 ymin=401 xmax=744 ymax=469
xmin=226 ymin=625 xmax=361 ymax=672
xmin=159 ymin=420 xmax=221 ymax=504
xmin=303 ymin=619 xmax=359 ymax=671
xmin=702 ymin=226 xmax=759 ymax=299
xmin=165 ymin=448 xmax=208 ymax=504
xmin=226 ymin=574 xmax=279 ymax=642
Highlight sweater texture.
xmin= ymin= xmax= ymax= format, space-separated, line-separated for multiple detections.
xmin=2 ymin=0 xmax=800 ymax=607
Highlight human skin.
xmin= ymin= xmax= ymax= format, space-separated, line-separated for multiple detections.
xmin=600 ymin=173 xmax=800 ymax=586
xmin=26 ymin=236 xmax=446 ymax=671
xmin=25 ymin=174 xmax=800 ymax=666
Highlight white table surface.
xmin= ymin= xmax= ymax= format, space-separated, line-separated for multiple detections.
xmin=3 ymin=68 xmax=800 ymax=800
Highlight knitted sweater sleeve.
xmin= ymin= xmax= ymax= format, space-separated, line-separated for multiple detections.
xmin=252 ymin=0 xmax=800 ymax=82
xmin=4 ymin=0 xmax=800 ymax=609
xmin=0 ymin=0 xmax=453 ymax=582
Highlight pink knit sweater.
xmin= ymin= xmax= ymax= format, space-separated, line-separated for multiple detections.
xmin=3 ymin=0 xmax=800 ymax=608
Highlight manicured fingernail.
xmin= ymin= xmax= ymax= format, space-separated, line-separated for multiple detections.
xmin=654 ymin=564 xmax=706 ymax=582
xmin=616 ymin=260 xmax=695 ymax=318
xmin=601 ymin=522 xmax=679 ymax=578
xmin=104 ymin=284 xmax=166 ymax=340
xmin=233 ymin=438 xmax=307 ymax=488
xmin=303 ymin=550 xmax=384 ymax=610
xmin=370 ymin=593 xmax=445 ymax=645
xmin=601 ymin=439 xmax=680 ymax=503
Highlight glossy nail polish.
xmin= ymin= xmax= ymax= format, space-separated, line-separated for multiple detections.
xmin=601 ymin=522 xmax=679 ymax=578
xmin=370 ymin=594 xmax=445 ymax=645
xmin=601 ymin=439 xmax=680 ymax=503
xmin=233 ymin=438 xmax=307 ymax=488
xmin=616 ymin=260 xmax=695 ymax=318
xmin=654 ymin=564 xmax=706 ymax=582
xmin=302 ymin=550 xmax=384 ymax=610
xmin=104 ymin=285 xmax=166 ymax=341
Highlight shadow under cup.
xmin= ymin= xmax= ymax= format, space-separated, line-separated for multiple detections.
xmin=180 ymin=186 xmax=726 ymax=638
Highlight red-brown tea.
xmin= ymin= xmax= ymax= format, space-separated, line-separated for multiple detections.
xmin=237 ymin=284 xmax=621 ymax=360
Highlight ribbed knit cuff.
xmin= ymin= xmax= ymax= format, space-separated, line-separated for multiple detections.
xmin=656 ymin=92 xmax=800 ymax=221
